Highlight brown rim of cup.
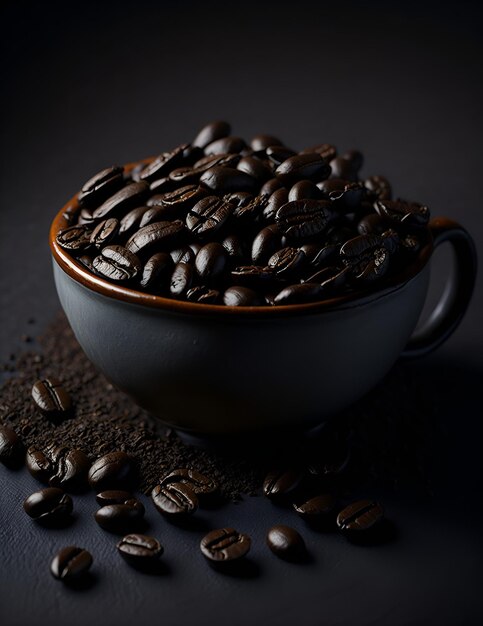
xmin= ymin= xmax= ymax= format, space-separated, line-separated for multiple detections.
xmin=49 ymin=157 xmax=434 ymax=318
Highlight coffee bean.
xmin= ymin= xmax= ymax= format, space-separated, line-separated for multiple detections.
xmin=288 ymin=180 xmax=321 ymax=202
xmin=232 ymin=194 xmax=268 ymax=225
xmin=221 ymin=234 xmax=246 ymax=260
xmin=157 ymin=184 xmax=207 ymax=213
xmin=56 ymin=225 xmax=92 ymax=253
xmin=161 ymin=468 xmax=219 ymax=496
xmin=126 ymin=220 xmax=185 ymax=255
xmin=32 ymin=379 xmax=72 ymax=417
xmin=266 ymin=145 xmax=297 ymax=165
xmin=357 ymin=213 xmax=392 ymax=236
xmin=268 ymin=246 xmax=306 ymax=277
xmin=77 ymin=207 xmax=94 ymax=225
xmin=317 ymin=179 xmax=365 ymax=210
xmin=139 ymin=252 xmax=173 ymax=289
xmin=92 ymin=181 xmax=149 ymax=220
xmin=329 ymin=156 xmax=359 ymax=181
xmin=193 ymin=152 xmax=241 ymax=171
xmin=301 ymin=143 xmax=337 ymax=162
xmin=237 ymin=156 xmax=272 ymax=182
xmin=375 ymin=199 xmax=430 ymax=226
xmin=170 ymin=262 xmax=195 ymax=298
xmin=139 ymin=206 xmax=171 ymax=228
xmin=251 ymin=225 xmax=282 ymax=264
xmin=364 ymin=175 xmax=392 ymax=201
xmin=192 ymin=121 xmax=231 ymax=149
xmin=93 ymin=245 xmax=141 ymax=281
xmin=260 ymin=177 xmax=285 ymax=197
xmin=139 ymin=145 xmax=185 ymax=182
xmin=263 ymin=188 xmax=289 ymax=221
xmin=51 ymin=546 xmax=93 ymax=581
xmin=151 ymin=482 xmax=198 ymax=516
xmin=343 ymin=149 xmax=364 ymax=171
xmin=301 ymin=243 xmax=339 ymax=268
xmin=194 ymin=243 xmax=228 ymax=282
xmin=340 ymin=234 xmax=390 ymax=282
xmin=293 ymin=494 xmax=336 ymax=525
xmin=117 ymin=534 xmax=163 ymax=568
xmin=223 ymin=191 xmax=254 ymax=209
xmin=263 ymin=468 xmax=303 ymax=500
xmin=336 ymin=499 xmax=384 ymax=537
xmin=118 ymin=206 xmax=150 ymax=236
xmin=275 ymin=153 xmax=331 ymax=184
xmin=205 ymin=136 xmax=246 ymax=156
xmin=200 ymin=166 xmax=258 ymax=194
xmin=266 ymin=525 xmax=305 ymax=560
xmin=186 ymin=196 xmax=233 ymax=238
xmin=276 ymin=200 xmax=333 ymax=240
xmin=89 ymin=218 xmax=120 ymax=248
xmin=26 ymin=447 xmax=54 ymax=482
xmin=186 ymin=286 xmax=220 ymax=303
xmin=95 ymin=490 xmax=134 ymax=505
xmin=231 ymin=265 xmax=274 ymax=288
xmin=0 ymin=424 xmax=23 ymax=466
xmin=304 ymin=265 xmax=349 ymax=291
xmin=95 ymin=500 xmax=145 ymax=533
xmin=273 ymin=283 xmax=323 ymax=305
xmin=170 ymin=246 xmax=195 ymax=265
xmin=48 ymin=448 xmax=90 ymax=491
xmin=23 ymin=487 xmax=73 ymax=522
xmin=88 ymin=451 xmax=134 ymax=491
xmin=149 ymin=176 xmax=177 ymax=193
xmin=250 ymin=134 xmax=283 ymax=151
xmin=223 ymin=286 xmax=262 ymax=306
xmin=200 ymin=528 xmax=251 ymax=562
xmin=78 ymin=166 xmax=124 ymax=208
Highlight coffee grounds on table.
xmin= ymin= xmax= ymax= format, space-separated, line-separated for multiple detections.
xmin=0 ymin=313 xmax=437 ymax=499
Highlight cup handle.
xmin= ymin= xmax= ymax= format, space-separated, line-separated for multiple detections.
xmin=401 ymin=217 xmax=477 ymax=359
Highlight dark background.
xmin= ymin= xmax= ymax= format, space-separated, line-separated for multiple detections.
xmin=1 ymin=1 xmax=482 ymax=625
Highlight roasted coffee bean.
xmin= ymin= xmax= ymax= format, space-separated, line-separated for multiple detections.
xmin=357 ymin=213 xmax=392 ymax=236
xmin=78 ymin=166 xmax=124 ymax=208
xmin=222 ymin=234 xmax=245 ymax=260
xmin=266 ymin=145 xmax=297 ymax=165
xmin=304 ymin=265 xmax=349 ymax=291
xmin=223 ymin=191 xmax=254 ymax=208
xmin=117 ymin=534 xmax=163 ymax=568
xmin=275 ymin=153 xmax=331 ymax=184
xmin=170 ymin=246 xmax=195 ymax=265
xmin=95 ymin=490 xmax=134 ymax=506
xmin=93 ymin=245 xmax=141 ymax=281
xmin=266 ymin=525 xmax=305 ymax=560
xmin=263 ymin=188 xmax=289 ymax=221
xmin=195 ymin=243 xmax=228 ymax=282
xmin=232 ymin=194 xmax=267 ymax=225
xmin=26 ymin=447 xmax=54 ymax=482
xmin=49 ymin=448 xmax=90 ymax=491
xmin=170 ymin=262 xmax=194 ymax=297
xmin=364 ymin=175 xmax=392 ymax=201
xmin=88 ymin=451 xmax=134 ymax=491
xmin=95 ymin=500 xmax=145 ymax=533
xmin=186 ymin=196 xmax=233 ymax=237
xmin=252 ymin=225 xmax=282 ymax=264
xmin=157 ymin=184 xmax=207 ymax=212
xmin=260 ymin=177 xmax=285 ymax=197
xmin=250 ymin=134 xmax=283 ymax=151
xmin=301 ymin=243 xmax=339 ymax=268
xmin=301 ymin=143 xmax=337 ymax=162
xmin=92 ymin=181 xmax=149 ymax=220
xmin=32 ymin=378 xmax=72 ymax=417
xmin=118 ymin=206 xmax=150 ymax=236
xmin=139 ymin=252 xmax=173 ymax=289
xmin=149 ymin=176 xmax=177 ymax=193
xmin=317 ymin=179 xmax=365 ymax=210
xmin=0 ymin=424 xmax=23 ymax=466
xmin=90 ymin=218 xmax=119 ymax=248
xmin=139 ymin=145 xmax=185 ymax=182
xmin=181 ymin=143 xmax=204 ymax=164
xmin=193 ymin=152 xmax=241 ymax=171
xmin=231 ymin=265 xmax=274 ymax=288
xmin=263 ymin=468 xmax=303 ymax=500
xmin=161 ymin=468 xmax=219 ymax=496
xmin=139 ymin=206 xmax=170 ymax=228
xmin=205 ymin=136 xmax=246 ymax=156
xmin=23 ymin=488 xmax=73 ymax=521
xmin=223 ymin=286 xmax=262 ymax=306
xmin=237 ymin=156 xmax=272 ymax=182
xmin=337 ymin=499 xmax=384 ymax=537
xmin=293 ymin=494 xmax=337 ymax=525
xmin=375 ymin=199 xmax=430 ymax=226
xmin=56 ymin=225 xmax=92 ymax=253
xmin=200 ymin=528 xmax=251 ymax=562
xmin=276 ymin=200 xmax=333 ymax=240
xmin=288 ymin=180 xmax=321 ymax=201
xmin=273 ymin=282 xmax=324 ymax=305
xmin=200 ymin=166 xmax=258 ymax=194
xmin=343 ymin=149 xmax=364 ymax=171
xmin=126 ymin=220 xmax=185 ymax=255
xmin=329 ymin=156 xmax=359 ymax=182
xmin=168 ymin=166 xmax=201 ymax=185
xmin=186 ymin=286 xmax=220 ymax=303
xmin=51 ymin=546 xmax=93 ymax=581
xmin=192 ymin=121 xmax=231 ymax=149
xmin=78 ymin=254 xmax=97 ymax=273
xmin=77 ymin=207 xmax=95 ymax=225
xmin=151 ymin=482 xmax=198 ymax=516
xmin=340 ymin=234 xmax=390 ymax=282
xmin=268 ymin=246 xmax=306 ymax=277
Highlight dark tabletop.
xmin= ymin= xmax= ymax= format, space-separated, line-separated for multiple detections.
xmin=1 ymin=2 xmax=482 ymax=625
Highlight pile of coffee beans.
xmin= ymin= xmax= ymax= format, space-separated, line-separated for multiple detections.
xmin=56 ymin=121 xmax=430 ymax=306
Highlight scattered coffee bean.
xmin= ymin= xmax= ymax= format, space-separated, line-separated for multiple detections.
xmin=31 ymin=379 xmax=72 ymax=418
xmin=266 ymin=525 xmax=306 ymax=560
xmin=0 ymin=424 xmax=23 ymax=466
xmin=117 ymin=534 xmax=163 ymax=568
xmin=95 ymin=490 xmax=134 ymax=506
xmin=50 ymin=546 xmax=93 ymax=581
xmin=336 ymin=499 xmax=384 ymax=537
xmin=263 ymin=468 xmax=303 ymax=500
xmin=95 ymin=500 xmax=145 ymax=533
xmin=151 ymin=482 xmax=198 ymax=517
xmin=48 ymin=448 xmax=90 ymax=491
xmin=160 ymin=468 xmax=219 ymax=496
xmin=293 ymin=494 xmax=337 ymax=525
xmin=23 ymin=487 xmax=73 ymax=522
xmin=200 ymin=528 xmax=251 ymax=562
xmin=88 ymin=451 xmax=134 ymax=491
xmin=26 ymin=447 xmax=54 ymax=482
